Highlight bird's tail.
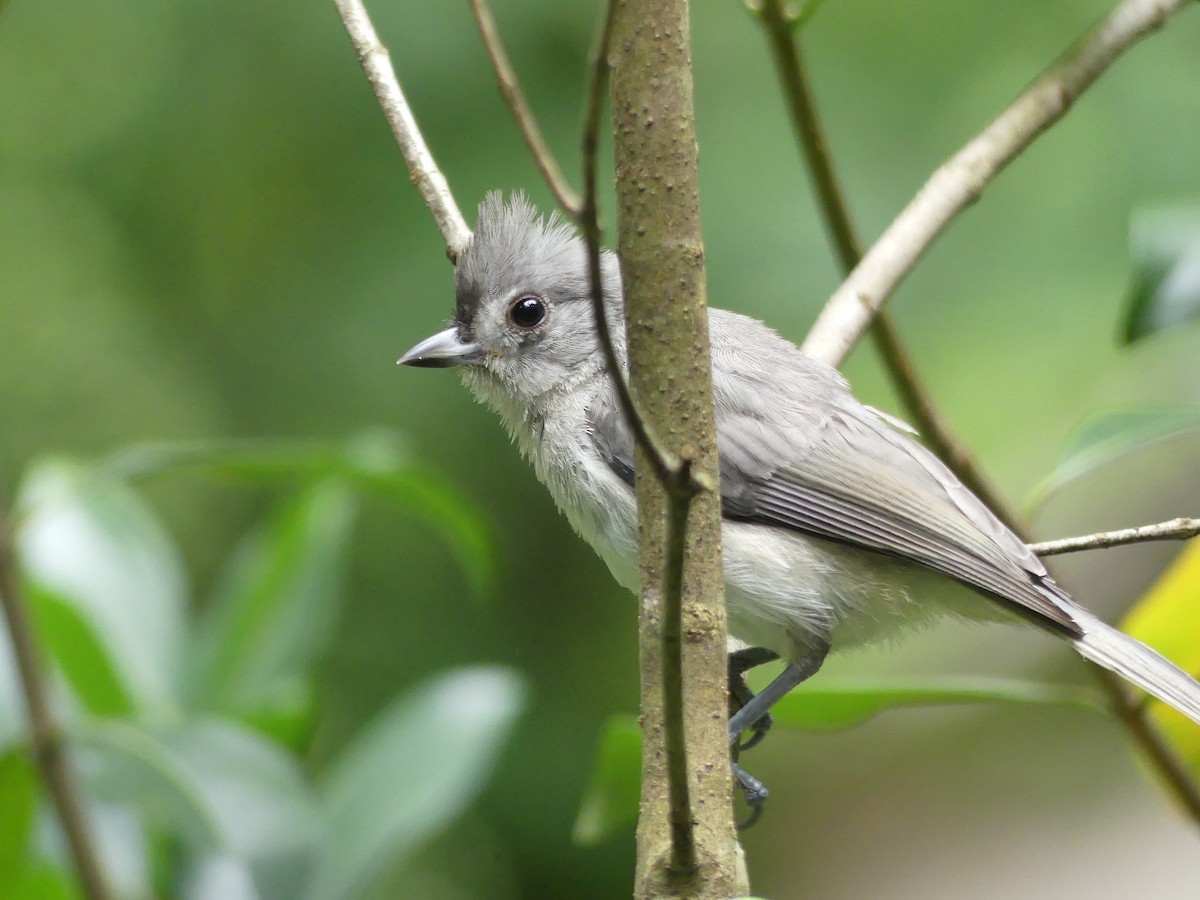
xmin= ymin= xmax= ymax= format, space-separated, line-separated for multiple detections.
xmin=1071 ymin=606 xmax=1200 ymax=724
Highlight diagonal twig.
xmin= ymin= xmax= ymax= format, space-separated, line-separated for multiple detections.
xmin=332 ymin=0 xmax=471 ymax=259
xmin=1032 ymin=517 xmax=1200 ymax=556
xmin=755 ymin=0 xmax=1018 ymax=530
xmin=469 ymin=0 xmax=582 ymax=214
xmin=801 ymin=0 xmax=1195 ymax=367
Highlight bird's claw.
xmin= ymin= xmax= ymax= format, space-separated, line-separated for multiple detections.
xmin=736 ymin=711 xmax=774 ymax=751
xmin=733 ymin=762 xmax=768 ymax=829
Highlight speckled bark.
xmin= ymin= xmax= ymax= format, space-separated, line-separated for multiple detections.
xmin=609 ymin=2 xmax=747 ymax=897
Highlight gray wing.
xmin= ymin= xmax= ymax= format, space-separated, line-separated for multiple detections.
xmin=587 ymin=308 xmax=1081 ymax=637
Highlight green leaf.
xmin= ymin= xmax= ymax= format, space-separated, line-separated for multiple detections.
xmin=102 ymin=432 xmax=408 ymax=484
xmin=80 ymin=717 xmax=321 ymax=899
xmin=312 ymin=667 xmax=526 ymax=900
xmin=89 ymin=802 xmax=153 ymax=900
xmin=0 ymin=760 xmax=146 ymax=899
xmin=572 ymin=714 xmax=641 ymax=847
xmin=189 ymin=481 xmax=357 ymax=719
xmin=1122 ymin=206 xmax=1200 ymax=344
xmin=769 ymin=676 xmax=1103 ymax=732
xmin=17 ymin=459 xmax=187 ymax=716
xmin=82 ymin=720 xmax=220 ymax=849
xmin=104 ymin=432 xmax=495 ymax=599
xmin=353 ymin=466 xmax=494 ymax=601
xmin=570 ymin=680 xmax=1099 ymax=845
xmin=2 ymin=866 xmax=74 ymax=900
xmin=1027 ymin=406 xmax=1200 ymax=509
xmin=27 ymin=585 xmax=133 ymax=717
xmin=0 ymin=750 xmax=38 ymax=895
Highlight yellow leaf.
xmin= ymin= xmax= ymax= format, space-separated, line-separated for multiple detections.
xmin=1121 ymin=539 xmax=1200 ymax=768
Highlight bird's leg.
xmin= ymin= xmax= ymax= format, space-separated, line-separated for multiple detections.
xmin=728 ymin=646 xmax=779 ymax=752
xmin=728 ymin=641 xmax=829 ymax=827
xmin=728 ymin=643 xmax=829 ymax=741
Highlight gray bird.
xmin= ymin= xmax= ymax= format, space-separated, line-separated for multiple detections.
xmin=400 ymin=192 xmax=1200 ymax=811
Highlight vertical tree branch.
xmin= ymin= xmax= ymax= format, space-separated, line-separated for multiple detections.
xmin=468 ymin=0 xmax=738 ymax=878
xmin=801 ymin=0 xmax=1194 ymax=368
xmin=609 ymin=0 xmax=746 ymax=895
xmin=0 ymin=502 xmax=112 ymax=900
xmin=332 ymin=0 xmax=471 ymax=259
xmin=506 ymin=0 xmax=724 ymax=874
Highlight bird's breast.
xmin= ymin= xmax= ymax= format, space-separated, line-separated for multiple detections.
xmin=502 ymin=389 xmax=641 ymax=594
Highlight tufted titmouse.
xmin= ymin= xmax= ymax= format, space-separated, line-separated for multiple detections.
xmin=400 ymin=192 xmax=1200 ymax=809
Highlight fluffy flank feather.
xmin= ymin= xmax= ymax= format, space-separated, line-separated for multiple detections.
xmin=1071 ymin=606 xmax=1200 ymax=724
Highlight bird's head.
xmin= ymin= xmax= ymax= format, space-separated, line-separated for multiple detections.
xmin=400 ymin=192 xmax=623 ymax=413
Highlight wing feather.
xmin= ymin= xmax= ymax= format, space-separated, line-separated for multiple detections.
xmin=586 ymin=308 xmax=1081 ymax=637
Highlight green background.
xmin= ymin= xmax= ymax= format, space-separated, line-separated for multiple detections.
xmin=2 ymin=0 xmax=1199 ymax=896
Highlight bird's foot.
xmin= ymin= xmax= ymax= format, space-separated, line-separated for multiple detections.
xmin=732 ymin=762 xmax=768 ymax=829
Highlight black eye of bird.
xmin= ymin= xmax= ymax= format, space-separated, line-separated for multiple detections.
xmin=509 ymin=296 xmax=547 ymax=329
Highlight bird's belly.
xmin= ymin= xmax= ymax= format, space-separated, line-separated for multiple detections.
xmin=721 ymin=520 xmax=1000 ymax=662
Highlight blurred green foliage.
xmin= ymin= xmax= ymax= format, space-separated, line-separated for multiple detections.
xmin=1 ymin=439 xmax=524 ymax=898
xmin=1 ymin=0 xmax=1200 ymax=897
xmin=1122 ymin=206 xmax=1200 ymax=343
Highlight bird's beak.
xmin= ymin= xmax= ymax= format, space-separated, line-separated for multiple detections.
xmin=398 ymin=327 xmax=484 ymax=368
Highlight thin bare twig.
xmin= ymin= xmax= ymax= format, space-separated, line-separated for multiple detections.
xmin=868 ymin=315 xmax=1025 ymax=530
xmin=469 ymin=0 xmax=582 ymax=214
xmin=801 ymin=0 xmax=1194 ymax=367
xmin=1096 ymin=668 xmax=1200 ymax=819
xmin=578 ymin=3 xmax=695 ymax=495
xmin=0 ymin=502 xmax=112 ymax=900
xmin=755 ymin=0 xmax=1019 ymax=530
xmin=661 ymin=460 xmax=699 ymax=876
xmin=332 ymin=0 xmax=471 ymax=259
xmin=1033 ymin=518 xmax=1200 ymax=556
